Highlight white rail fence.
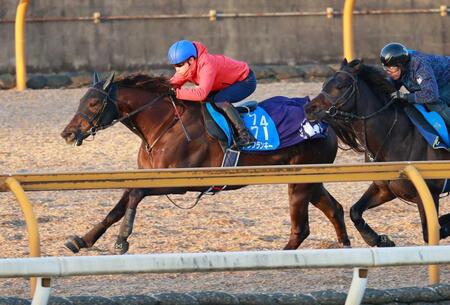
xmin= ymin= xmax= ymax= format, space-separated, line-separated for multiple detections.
xmin=2 ymin=245 xmax=450 ymax=305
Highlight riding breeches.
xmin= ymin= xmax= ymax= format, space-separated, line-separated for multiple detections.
xmin=425 ymin=101 xmax=450 ymax=127
xmin=207 ymin=70 xmax=257 ymax=105
xmin=438 ymin=84 xmax=450 ymax=106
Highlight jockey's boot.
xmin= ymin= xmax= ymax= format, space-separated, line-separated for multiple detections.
xmin=216 ymin=101 xmax=256 ymax=147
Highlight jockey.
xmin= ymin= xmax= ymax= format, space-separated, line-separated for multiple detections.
xmin=168 ymin=40 xmax=257 ymax=147
xmin=380 ymin=42 xmax=450 ymax=127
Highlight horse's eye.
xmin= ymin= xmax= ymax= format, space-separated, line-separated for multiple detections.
xmin=88 ymin=99 xmax=101 ymax=107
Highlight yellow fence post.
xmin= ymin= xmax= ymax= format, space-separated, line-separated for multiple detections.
xmin=15 ymin=0 xmax=29 ymax=91
xmin=4 ymin=177 xmax=40 ymax=295
xmin=343 ymin=0 xmax=356 ymax=61
xmin=402 ymin=165 xmax=440 ymax=284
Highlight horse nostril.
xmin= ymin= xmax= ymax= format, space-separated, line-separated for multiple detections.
xmin=61 ymin=129 xmax=76 ymax=144
xmin=60 ymin=130 xmax=69 ymax=139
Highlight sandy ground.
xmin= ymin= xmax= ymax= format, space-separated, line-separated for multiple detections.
xmin=0 ymin=81 xmax=449 ymax=298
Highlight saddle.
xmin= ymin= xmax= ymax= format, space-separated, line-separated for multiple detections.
xmin=404 ymin=104 xmax=450 ymax=150
xmin=235 ymin=100 xmax=258 ymax=113
xmin=202 ymin=103 xmax=229 ymax=151
xmin=403 ymin=104 xmax=450 ymax=193
xmin=201 ymin=96 xmax=328 ymax=152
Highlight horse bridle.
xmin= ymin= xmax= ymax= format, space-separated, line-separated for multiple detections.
xmin=320 ymin=70 xmax=359 ymax=119
xmin=75 ymin=87 xmax=119 ymax=138
xmin=321 ymin=70 xmax=397 ymax=122
xmin=320 ymin=69 xmax=398 ymax=161
xmin=75 ymin=86 xmax=190 ymax=151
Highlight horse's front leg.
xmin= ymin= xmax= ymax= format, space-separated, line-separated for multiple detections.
xmin=65 ymin=189 xmax=132 ymax=253
xmin=114 ymin=188 xmax=149 ymax=254
xmin=350 ymin=182 xmax=396 ymax=247
xmin=284 ymin=183 xmax=312 ymax=250
xmin=310 ymin=184 xmax=351 ymax=247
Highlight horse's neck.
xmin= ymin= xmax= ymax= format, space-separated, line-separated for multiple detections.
xmin=116 ymin=88 xmax=203 ymax=144
xmin=117 ymin=88 xmax=174 ymax=133
xmin=354 ymin=81 xmax=413 ymax=161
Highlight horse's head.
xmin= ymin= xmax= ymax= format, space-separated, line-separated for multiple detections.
xmin=61 ymin=72 xmax=120 ymax=146
xmin=305 ymin=59 xmax=362 ymax=122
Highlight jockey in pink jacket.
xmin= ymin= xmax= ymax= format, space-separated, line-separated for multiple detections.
xmin=168 ymin=40 xmax=257 ymax=147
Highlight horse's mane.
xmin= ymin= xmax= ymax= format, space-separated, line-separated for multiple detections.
xmin=330 ymin=123 xmax=365 ymax=153
xmin=116 ymin=73 xmax=171 ymax=94
xmin=349 ymin=59 xmax=396 ymax=96
xmin=328 ymin=60 xmax=397 ymax=153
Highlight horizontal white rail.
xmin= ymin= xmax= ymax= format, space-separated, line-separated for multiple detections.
xmin=1 ymin=245 xmax=449 ymax=278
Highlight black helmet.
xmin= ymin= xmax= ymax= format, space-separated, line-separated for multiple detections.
xmin=380 ymin=43 xmax=410 ymax=67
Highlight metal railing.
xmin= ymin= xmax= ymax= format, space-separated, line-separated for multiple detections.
xmin=3 ymin=6 xmax=448 ymax=24
xmin=1 ymin=161 xmax=449 ymax=294
xmin=1 ymin=246 xmax=450 ymax=305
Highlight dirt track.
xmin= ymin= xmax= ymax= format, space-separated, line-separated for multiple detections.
xmin=0 ymin=82 xmax=449 ymax=298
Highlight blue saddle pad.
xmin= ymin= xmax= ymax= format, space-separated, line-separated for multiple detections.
xmin=406 ymin=104 xmax=450 ymax=150
xmin=206 ymin=102 xmax=280 ymax=151
xmin=405 ymin=105 xmax=450 ymax=193
xmin=205 ymin=96 xmax=327 ymax=152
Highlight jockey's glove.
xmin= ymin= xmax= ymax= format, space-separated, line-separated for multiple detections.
xmin=168 ymin=87 xmax=177 ymax=99
xmin=390 ymin=91 xmax=416 ymax=104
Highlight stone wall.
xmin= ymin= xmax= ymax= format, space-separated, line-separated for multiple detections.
xmin=0 ymin=63 xmax=336 ymax=90
xmin=2 ymin=285 xmax=450 ymax=305
xmin=1 ymin=1 xmax=449 ymax=74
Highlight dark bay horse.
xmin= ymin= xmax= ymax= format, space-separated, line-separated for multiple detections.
xmin=304 ymin=59 xmax=450 ymax=247
xmin=61 ymin=72 xmax=350 ymax=254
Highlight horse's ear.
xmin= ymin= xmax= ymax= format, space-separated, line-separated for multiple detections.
xmin=341 ymin=58 xmax=348 ymax=68
xmin=103 ymin=72 xmax=115 ymax=91
xmin=93 ymin=72 xmax=101 ymax=85
xmin=350 ymin=58 xmax=363 ymax=74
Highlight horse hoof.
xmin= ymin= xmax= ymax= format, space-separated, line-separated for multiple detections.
xmin=283 ymin=242 xmax=298 ymax=250
xmin=377 ymin=235 xmax=395 ymax=247
xmin=342 ymin=240 xmax=351 ymax=248
xmin=114 ymin=240 xmax=129 ymax=255
xmin=65 ymin=235 xmax=86 ymax=253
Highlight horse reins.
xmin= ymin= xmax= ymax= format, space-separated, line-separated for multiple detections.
xmin=321 ymin=70 xmax=397 ymax=121
xmin=78 ymin=86 xmax=191 ymax=153
xmin=81 ymin=87 xmax=167 ymax=134
xmin=76 ymin=85 xmax=201 ymax=209
xmin=321 ymin=70 xmax=399 ymax=161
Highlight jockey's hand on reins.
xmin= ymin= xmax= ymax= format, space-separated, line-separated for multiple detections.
xmin=168 ymin=87 xmax=177 ymax=99
xmin=390 ymin=91 xmax=415 ymax=104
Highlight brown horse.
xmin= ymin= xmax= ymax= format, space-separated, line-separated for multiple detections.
xmin=61 ymin=72 xmax=350 ymax=254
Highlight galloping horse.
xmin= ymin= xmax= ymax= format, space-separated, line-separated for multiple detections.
xmin=61 ymin=72 xmax=350 ymax=254
xmin=304 ymin=59 xmax=450 ymax=247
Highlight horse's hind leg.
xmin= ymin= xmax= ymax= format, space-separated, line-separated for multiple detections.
xmin=65 ymin=189 xmax=132 ymax=253
xmin=284 ymin=183 xmax=312 ymax=250
xmin=439 ymin=213 xmax=450 ymax=239
xmin=350 ymin=182 xmax=396 ymax=247
xmin=310 ymin=184 xmax=351 ymax=247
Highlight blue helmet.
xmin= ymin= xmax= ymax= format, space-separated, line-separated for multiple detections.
xmin=167 ymin=40 xmax=197 ymax=65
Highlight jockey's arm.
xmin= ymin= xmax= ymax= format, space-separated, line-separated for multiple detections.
xmin=175 ymin=62 xmax=217 ymax=102
xmin=169 ymin=74 xmax=187 ymax=89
